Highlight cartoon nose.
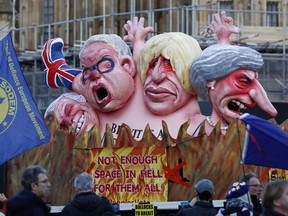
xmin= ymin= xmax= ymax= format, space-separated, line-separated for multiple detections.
xmin=151 ymin=60 xmax=167 ymax=83
xmin=249 ymin=80 xmax=278 ymax=117
xmin=62 ymin=116 xmax=74 ymax=125
xmin=89 ymin=69 xmax=101 ymax=80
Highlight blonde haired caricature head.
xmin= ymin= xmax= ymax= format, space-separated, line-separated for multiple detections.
xmin=139 ymin=32 xmax=201 ymax=95
xmin=138 ymin=32 xmax=202 ymax=115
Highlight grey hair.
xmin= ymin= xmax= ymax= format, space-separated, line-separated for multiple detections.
xmin=44 ymin=92 xmax=86 ymax=118
xmin=190 ymin=44 xmax=264 ymax=101
xmin=239 ymin=173 xmax=258 ymax=184
xmin=21 ymin=165 xmax=47 ymax=190
xmin=74 ymin=172 xmax=94 ymax=192
xmin=79 ymin=34 xmax=132 ymax=60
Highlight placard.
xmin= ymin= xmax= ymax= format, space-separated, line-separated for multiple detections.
xmin=89 ymin=146 xmax=168 ymax=204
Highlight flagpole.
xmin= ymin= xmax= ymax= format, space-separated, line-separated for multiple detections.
xmin=12 ymin=0 xmax=15 ymax=42
xmin=236 ymin=117 xmax=253 ymax=205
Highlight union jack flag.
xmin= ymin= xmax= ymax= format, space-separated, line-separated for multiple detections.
xmin=42 ymin=38 xmax=81 ymax=90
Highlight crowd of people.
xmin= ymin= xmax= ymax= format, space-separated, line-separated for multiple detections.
xmin=175 ymin=173 xmax=288 ymax=216
xmin=1 ymin=165 xmax=288 ymax=215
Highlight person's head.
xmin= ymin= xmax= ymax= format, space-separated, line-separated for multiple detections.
xmin=45 ymin=92 xmax=99 ymax=138
xmin=191 ymin=44 xmax=277 ymax=123
xmin=21 ymin=165 xmax=51 ymax=200
xmin=240 ymin=173 xmax=262 ymax=199
xmin=225 ymin=181 xmax=253 ymax=209
xmin=262 ymin=180 xmax=288 ymax=215
xmin=77 ymin=34 xmax=136 ymax=112
xmin=138 ymin=32 xmax=202 ymax=115
xmin=74 ymin=172 xmax=94 ymax=194
xmin=194 ymin=179 xmax=214 ymax=201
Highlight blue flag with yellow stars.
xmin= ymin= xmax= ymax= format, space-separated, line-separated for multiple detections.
xmin=0 ymin=32 xmax=50 ymax=165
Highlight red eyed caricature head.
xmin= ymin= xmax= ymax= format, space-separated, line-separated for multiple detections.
xmin=45 ymin=92 xmax=99 ymax=138
xmin=138 ymin=32 xmax=202 ymax=115
xmin=190 ymin=44 xmax=277 ymax=123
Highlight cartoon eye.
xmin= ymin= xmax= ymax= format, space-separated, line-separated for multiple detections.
xmin=153 ymin=60 xmax=159 ymax=67
xmin=239 ymin=78 xmax=250 ymax=86
xmin=64 ymin=104 xmax=73 ymax=116
xmin=99 ymin=60 xmax=112 ymax=70
xmin=82 ymin=67 xmax=92 ymax=79
xmin=163 ymin=59 xmax=173 ymax=71
xmin=149 ymin=58 xmax=158 ymax=68
xmin=235 ymin=76 xmax=251 ymax=88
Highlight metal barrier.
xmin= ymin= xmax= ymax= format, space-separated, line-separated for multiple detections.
xmin=49 ymin=200 xmax=226 ymax=215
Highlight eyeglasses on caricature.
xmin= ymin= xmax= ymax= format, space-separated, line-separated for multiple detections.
xmin=82 ymin=57 xmax=115 ymax=84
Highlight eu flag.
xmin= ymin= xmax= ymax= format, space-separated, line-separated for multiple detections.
xmin=240 ymin=113 xmax=288 ymax=170
xmin=0 ymin=32 xmax=50 ymax=165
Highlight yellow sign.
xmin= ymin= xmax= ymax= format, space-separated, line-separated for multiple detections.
xmin=135 ymin=203 xmax=154 ymax=216
xmin=269 ymin=168 xmax=288 ymax=181
xmin=89 ymin=146 xmax=168 ymax=204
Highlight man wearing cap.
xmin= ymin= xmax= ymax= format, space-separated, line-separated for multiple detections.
xmin=176 ymin=179 xmax=217 ymax=216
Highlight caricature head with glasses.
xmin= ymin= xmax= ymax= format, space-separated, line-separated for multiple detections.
xmin=78 ymin=34 xmax=136 ymax=112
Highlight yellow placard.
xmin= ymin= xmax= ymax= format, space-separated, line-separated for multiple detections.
xmin=89 ymin=146 xmax=168 ymax=204
xmin=135 ymin=203 xmax=155 ymax=216
xmin=269 ymin=168 xmax=288 ymax=181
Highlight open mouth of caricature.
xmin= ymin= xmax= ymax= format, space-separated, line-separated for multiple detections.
xmin=96 ymin=87 xmax=108 ymax=100
xmin=59 ymin=114 xmax=85 ymax=137
xmin=228 ymin=99 xmax=250 ymax=114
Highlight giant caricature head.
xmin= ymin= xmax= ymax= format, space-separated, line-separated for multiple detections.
xmin=138 ymin=32 xmax=202 ymax=115
xmin=190 ymin=44 xmax=277 ymax=123
xmin=77 ymin=34 xmax=136 ymax=112
xmin=45 ymin=92 xmax=99 ymax=138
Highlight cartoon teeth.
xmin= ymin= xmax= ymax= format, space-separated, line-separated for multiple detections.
xmin=231 ymin=99 xmax=247 ymax=109
xmin=75 ymin=114 xmax=85 ymax=135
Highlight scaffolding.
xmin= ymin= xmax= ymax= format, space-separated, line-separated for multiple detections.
xmin=1 ymin=0 xmax=288 ymax=115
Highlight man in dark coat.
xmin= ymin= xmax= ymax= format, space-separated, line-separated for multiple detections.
xmin=60 ymin=172 xmax=116 ymax=216
xmin=6 ymin=165 xmax=51 ymax=216
xmin=176 ymin=179 xmax=217 ymax=216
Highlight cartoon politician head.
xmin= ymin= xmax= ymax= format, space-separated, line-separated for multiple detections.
xmin=42 ymin=34 xmax=137 ymax=113
xmin=138 ymin=32 xmax=202 ymax=115
xmin=77 ymin=34 xmax=137 ymax=112
xmin=45 ymin=92 xmax=99 ymax=138
xmin=190 ymin=44 xmax=277 ymax=124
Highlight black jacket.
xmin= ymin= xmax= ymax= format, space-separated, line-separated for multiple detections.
xmin=220 ymin=207 xmax=253 ymax=216
xmin=60 ymin=192 xmax=116 ymax=216
xmin=251 ymin=195 xmax=263 ymax=216
xmin=261 ymin=208 xmax=286 ymax=216
xmin=6 ymin=189 xmax=50 ymax=216
xmin=176 ymin=201 xmax=217 ymax=216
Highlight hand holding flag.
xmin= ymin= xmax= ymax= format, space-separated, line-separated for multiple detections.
xmin=42 ymin=38 xmax=81 ymax=90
